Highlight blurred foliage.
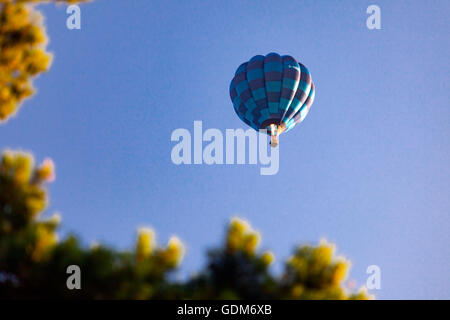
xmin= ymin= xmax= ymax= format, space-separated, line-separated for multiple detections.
xmin=0 ymin=151 xmax=185 ymax=299
xmin=0 ymin=0 xmax=372 ymax=300
xmin=0 ymin=151 xmax=370 ymax=299
xmin=0 ymin=0 xmax=89 ymax=122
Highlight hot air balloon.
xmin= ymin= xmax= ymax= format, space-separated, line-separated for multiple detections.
xmin=229 ymin=53 xmax=315 ymax=147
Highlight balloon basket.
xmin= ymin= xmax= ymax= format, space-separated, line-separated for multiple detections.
xmin=269 ymin=124 xmax=279 ymax=148
xmin=270 ymin=135 xmax=279 ymax=148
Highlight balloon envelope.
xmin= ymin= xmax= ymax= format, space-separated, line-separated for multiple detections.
xmin=229 ymin=53 xmax=315 ymax=144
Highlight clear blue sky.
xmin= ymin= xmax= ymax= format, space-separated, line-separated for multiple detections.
xmin=1 ymin=0 xmax=449 ymax=299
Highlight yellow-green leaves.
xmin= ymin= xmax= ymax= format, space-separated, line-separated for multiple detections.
xmin=0 ymin=0 xmax=91 ymax=122
xmin=136 ymin=227 xmax=184 ymax=268
xmin=283 ymin=240 xmax=369 ymax=299
xmin=227 ymin=217 xmax=260 ymax=255
xmin=136 ymin=227 xmax=155 ymax=262
xmin=0 ymin=151 xmax=54 ymax=232
xmin=0 ymin=3 xmax=51 ymax=121
xmin=31 ymin=214 xmax=59 ymax=261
